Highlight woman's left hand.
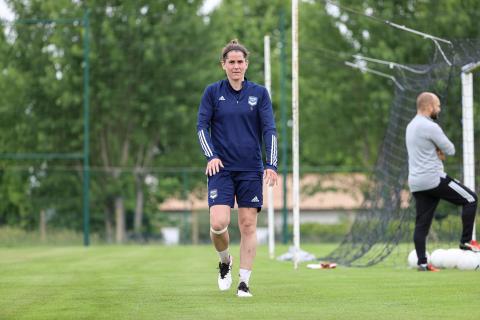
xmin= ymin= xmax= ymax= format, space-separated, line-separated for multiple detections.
xmin=263 ymin=169 xmax=278 ymax=187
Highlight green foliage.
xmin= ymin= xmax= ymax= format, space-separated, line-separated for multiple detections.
xmin=0 ymin=170 xmax=32 ymax=228
xmin=1 ymin=0 xmax=480 ymax=237
xmin=296 ymin=221 xmax=351 ymax=243
xmin=0 ymin=226 xmax=102 ymax=246
xmin=1 ymin=1 xmax=215 ymax=235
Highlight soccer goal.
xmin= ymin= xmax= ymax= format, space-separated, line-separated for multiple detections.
xmin=320 ymin=35 xmax=480 ymax=267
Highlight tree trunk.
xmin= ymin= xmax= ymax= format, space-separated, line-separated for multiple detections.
xmin=191 ymin=210 xmax=199 ymax=245
xmin=39 ymin=209 xmax=47 ymax=242
xmin=363 ymin=139 xmax=371 ymax=166
xmin=105 ymin=207 xmax=114 ymax=243
xmin=134 ymin=174 xmax=144 ymax=234
xmin=115 ymin=196 xmax=126 ymax=243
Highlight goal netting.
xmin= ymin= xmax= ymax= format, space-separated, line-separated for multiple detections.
xmin=323 ymin=39 xmax=480 ymax=266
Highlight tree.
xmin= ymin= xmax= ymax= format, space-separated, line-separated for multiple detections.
xmin=84 ymin=0 xmax=216 ymax=242
xmin=1 ymin=0 xmax=85 ymax=230
xmin=1 ymin=0 xmax=217 ymax=241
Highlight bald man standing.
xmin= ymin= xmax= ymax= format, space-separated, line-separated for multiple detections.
xmin=406 ymin=92 xmax=480 ymax=271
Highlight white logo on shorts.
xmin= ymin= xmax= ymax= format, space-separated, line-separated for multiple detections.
xmin=251 ymin=196 xmax=259 ymax=203
xmin=210 ymin=189 xmax=218 ymax=199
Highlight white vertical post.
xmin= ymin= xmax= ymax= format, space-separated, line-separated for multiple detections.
xmin=264 ymin=35 xmax=275 ymax=259
xmin=462 ymin=70 xmax=476 ymax=240
xmin=292 ymin=0 xmax=300 ymax=269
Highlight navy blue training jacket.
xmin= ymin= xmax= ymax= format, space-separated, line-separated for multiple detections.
xmin=197 ymin=79 xmax=278 ymax=172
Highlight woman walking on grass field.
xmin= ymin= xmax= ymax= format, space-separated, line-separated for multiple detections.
xmin=196 ymin=39 xmax=278 ymax=297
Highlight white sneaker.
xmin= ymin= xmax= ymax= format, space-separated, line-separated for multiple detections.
xmin=236 ymin=281 xmax=252 ymax=297
xmin=217 ymin=256 xmax=232 ymax=291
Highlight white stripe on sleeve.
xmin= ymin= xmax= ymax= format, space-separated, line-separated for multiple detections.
xmin=270 ymin=135 xmax=277 ymax=167
xmin=274 ymin=136 xmax=278 ymax=166
xmin=198 ymin=131 xmax=212 ymax=157
xmin=200 ymin=130 xmax=214 ymax=157
xmin=197 ymin=131 xmax=209 ymax=157
xmin=270 ymin=135 xmax=274 ymax=166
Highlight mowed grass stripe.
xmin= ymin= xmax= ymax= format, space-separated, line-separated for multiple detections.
xmin=0 ymin=245 xmax=479 ymax=319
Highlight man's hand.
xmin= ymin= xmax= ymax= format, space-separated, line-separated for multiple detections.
xmin=436 ymin=147 xmax=445 ymax=161
xmin=205 ymin=158 xmax=224 ymax=176
xmin=264 ymin=169 xmax=278 ymax=187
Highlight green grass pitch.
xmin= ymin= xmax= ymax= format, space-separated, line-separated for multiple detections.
xmin=1 ymin=244 xmax=479 ymax=319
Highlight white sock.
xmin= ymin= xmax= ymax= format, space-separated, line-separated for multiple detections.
xmin=239 ymin=268 xmax=251 ymax=286
xmin=218 ymin=248 xmax=230 ymax=264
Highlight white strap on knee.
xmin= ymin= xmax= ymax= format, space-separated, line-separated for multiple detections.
xmin=210 ymin=225 xmax=228 ymax=235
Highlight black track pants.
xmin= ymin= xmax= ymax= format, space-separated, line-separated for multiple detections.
xmin=412 ymin=175 xmax=478 ymax=265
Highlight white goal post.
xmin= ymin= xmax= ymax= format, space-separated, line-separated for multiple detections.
xmin=291 ymin=0 xmax=301 ymax=269
xmin=461 ymin=61 xmax=480 ymax=241
xmin=264 ymin=34 xmax=275 ymax=259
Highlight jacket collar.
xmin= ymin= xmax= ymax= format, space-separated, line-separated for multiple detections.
xmin=225 ymin=78 xmax=249 ymax=95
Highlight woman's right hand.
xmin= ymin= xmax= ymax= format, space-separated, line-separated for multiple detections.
xmin=205 ymin=158 xmax=224 ymax=176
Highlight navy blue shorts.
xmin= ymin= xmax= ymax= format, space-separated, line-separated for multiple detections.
xmin=207 ymin=170 xmax=263 ymax=212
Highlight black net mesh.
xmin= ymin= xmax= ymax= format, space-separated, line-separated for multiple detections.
xmin=323 ymin=39 xmax=480 ymax=266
